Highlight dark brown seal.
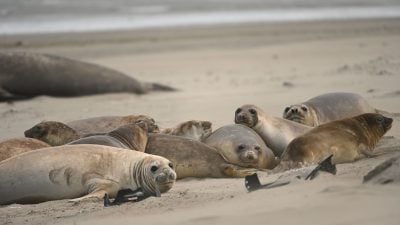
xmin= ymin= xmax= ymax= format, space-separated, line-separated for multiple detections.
xmin=24 ymin=121 xmax=79 ymax=146
xmin=282 ymin=92 xmax=378 ymax=126
xmin=0 ymin=52 xmax=176 ymax=101
xmin=68 ymin=123 xmax=148 ymax=152
xmin=281 ymin=113 xmax=393 ymax=165
xmin=67 ymin=114 xmax=159 ymax=136
xmin=146 ymin=134 xmax=256 ymax=179
xmin=0 ymin=138 xmax=50 ymax=162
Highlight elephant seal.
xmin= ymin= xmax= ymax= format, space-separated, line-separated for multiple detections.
xmin=67 ymin=114 xmax=159 ymax=136
xmin=0 ymin=52 xmax=176 ymax=101
xmin=235 ymin=104 xmax=311 ymax=157
xmin=146 ymin=134 xmax=256 ymax=179
xmin=0 ymin=138 xmax=50 ymax=162
xmin=204 ymin=124 xmax=278 ymax=169
xmin=68 ymin=123 xmax=148 ymax=152
xmin=282 ymin=92 xmax=378 ymax=126
xmin=0 ymin=144 xmax=176 ymax=205
xmin=161 ymin=120 xmax=212 ymax=141
xmin=24 ymin=121 xmax=80 ymax=146
xmin=281 ymin=113 xmax=393 ymax=165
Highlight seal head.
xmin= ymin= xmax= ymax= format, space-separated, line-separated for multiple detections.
xmin=135 ymin=156 xmax=176 ymax=194
xmin=235 ymin=105 xmax=259 ymax=128
xmin=24 ymin=121 xmax=79 ymax=146
xmin=283 ymin=104 xmax=315 ymax=126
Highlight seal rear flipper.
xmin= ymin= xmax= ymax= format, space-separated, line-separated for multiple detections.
xmin=143 ymin=82 xmax=178 ymax=92
xmin=220 ymin=164 xmax=258 ymax=178
xmin=69 ymin=190 xmax=108 ymax=203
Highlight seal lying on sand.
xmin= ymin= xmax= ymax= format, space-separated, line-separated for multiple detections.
xmin=24 ymin=121 xmax=80 ymax=146
xmin=0 ymin=138 xmax=50 ymax=162
xmin=0 ymin=144 xmax=176 ymax=205
xmin=282 ymin=92 xmax=379 ymax=126
xmin=281 ymin=113 xmax=393 ymax=165
xmin=67 ymin=114 xmax=159 ymax=136
xmin=0 ymin=52 xmax=176 ymax=101
xmin=146 ymin=134 xmax=256 ymax=179
xmin=204 ymin=124 xmax=278 ymax=169
xmin=235 ymin=104 xmax=311 ymax=157
xmin=161 ymin=120 xmax=212 ymax=141
xmin=68 ymin=123 xmax=148 ymax=152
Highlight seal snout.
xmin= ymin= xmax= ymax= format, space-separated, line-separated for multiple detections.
xmin=383 ymin=116 xmax=393 ymax=130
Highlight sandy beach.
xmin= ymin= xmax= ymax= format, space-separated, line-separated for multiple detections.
xmin=1 ymin=17 xmax=400 ymax=225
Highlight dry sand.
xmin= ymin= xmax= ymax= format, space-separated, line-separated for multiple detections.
xmin=1 ymin=18 xmax=400 ymax=225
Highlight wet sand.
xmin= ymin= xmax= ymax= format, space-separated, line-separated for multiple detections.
xmin=1 ymin=18 xmax=400 ymax=225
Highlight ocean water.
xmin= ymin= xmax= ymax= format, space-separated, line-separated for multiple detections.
xmin=1 ymin=0 xmax=400 ymax=35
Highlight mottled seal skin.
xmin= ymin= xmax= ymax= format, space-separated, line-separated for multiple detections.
xmin=146 ymin=134 xmax=256 ymax=179
xmin=0 ymin=144 xmax=176 ymax=205
xmin=0 ymin=52 xmax=176 ymax=101
xmin=161 ymin=120 xmax=212 ymax=141
xmin=204 ymin=124 xmax=278 ymax=169
xmin=235 ymin=104 xmax=311 ymax=157
xmin=68 ymin=123 xmax=148 ymax=152
xmin=24 ymin=121 xmax=79 ymax=146
xmin=283 ymin=92 xmax=378 ymax=126
xmin=67 ymin=114 xmax=159 ymax=136
xmin=0 ymin=138 xmax=50 ymax=162
xmin=281 ymin=113 xmax=393 ymax=165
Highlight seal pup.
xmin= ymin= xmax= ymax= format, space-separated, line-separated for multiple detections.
xmin=68 ymin=123 xmax=148 ymax=152
xmin=161 ymin=120 xmax=212 ymax=141
xmin=204 ymin=124 xmax=278 ymax=169
xmin=146 ymin=134 xmax=256 ymax=179
xmin=24 ymin=121 xmax=80 ymax=146
xmin=235 ymin=104 xmax=311 ymax=157
xmin=283 ymin=92 xmax=379 ymax=126
xmin=281 ymin=113 xmax=393 ymax=165
xmin=0 ymin=138 xmax=50 ymax=162
xmin=0 ymin=52 xmax=176 ymax=101
xmin=67 ymin=114 xmax=159 ymax=136
xmin=0 ymin=144 xmax=176 ymax=205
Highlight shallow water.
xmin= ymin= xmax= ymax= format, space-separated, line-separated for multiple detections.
xmin=1 ymin=0 xmax=400 ymax=35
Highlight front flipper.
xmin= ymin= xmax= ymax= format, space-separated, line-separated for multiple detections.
xmin=220 ymin=164 xmax=258 ymax=178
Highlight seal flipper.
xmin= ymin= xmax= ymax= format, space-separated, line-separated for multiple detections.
xmin=221 ymin=163 xmax=257 ymax=178
xmin=142 ymin=82 xmax=178 ymax=92
xmin=305 ymin=154 xmax=336 ymax=180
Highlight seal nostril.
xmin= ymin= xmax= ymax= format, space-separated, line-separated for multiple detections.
xmin=292 ymin=108 xmax=298 ymax=113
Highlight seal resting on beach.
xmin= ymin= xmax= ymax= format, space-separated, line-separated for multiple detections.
xmin=204 ymin=124 xmax=278 ymax=169
xmin=161 ymin=120 xmax=212 ymax=141
xmin=0 ymin=52 xmax=176 ymax=101
xmin=146 ymin=134 xmax=256 ymax=179
xmin=0 ymin=144 xmax=176 ymax=205
xmin=67 ymin=114 xmax=159 ymax=136
xmin=282 ymin=92 xmax=379 ymax=126
xmin=0 ymin=138 xmax=50 ymax=162
xmin=235 ymin=104 xmax=311 ymax=157
xmin=281 ymin=113 xmax=393 ymax=165
xmin=68 ymin=123 xmax=149 ymax=152
xmin=24 ymin=121 xmax=80 ymax=146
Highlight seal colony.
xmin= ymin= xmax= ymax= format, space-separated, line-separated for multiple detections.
xmin=0 ymin=52 xmax=176 ymax=101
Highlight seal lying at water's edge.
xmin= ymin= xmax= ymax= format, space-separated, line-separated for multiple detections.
xmin=146 ymin=134 xmax=256 ymax=179
xmin=24 ymin=121 xmax=80 ymax=146
xmin=161 ymin=120 xmax=212 ymax=141
xmin=235 ymin=104 xmax=311 ymax=157
xmin=67 ymin=114 xmax=159 ymax=136
xmin=282 ymin=92 xmax=379 ymax=126
xmin=68 ymin=123 xmax=149 ymax=152
xmin=0 ymin=138 xmax=50 ymax=162
xmin=281 ymin=113 xmax=393 ymax=165
xmin=0 ymin=52 xmax=176 ymax=101
xmin=204 ymin=124 xmax=278 ymax=169
xmin=0 ymin=144 xmax=176 ymax=205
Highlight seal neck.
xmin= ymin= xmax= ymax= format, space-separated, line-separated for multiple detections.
xmin=130 ymin=157 xmax=159 ymax=196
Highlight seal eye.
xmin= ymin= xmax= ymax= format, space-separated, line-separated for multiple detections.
xmin=254 ymin=146 xmax=261 ymax=152
xmin=376 ymin=117 xmax=384 ymax=123
xmin=150 ymin=165 xmax=158 ymax=173
xmin=301 ymin=106 xmax=308 ymax=112
xmin=249 ymin=109 xmax=256 ymax=115
xmin=235 ymin=108 xmax=242 ymax=114
xmin=284 ymin=107 xmax=290 ymax=113
xmin=237 ymin=144 xmax=245 ymax=151
xmin=168 ymin=162 xmax=174 ymax=169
